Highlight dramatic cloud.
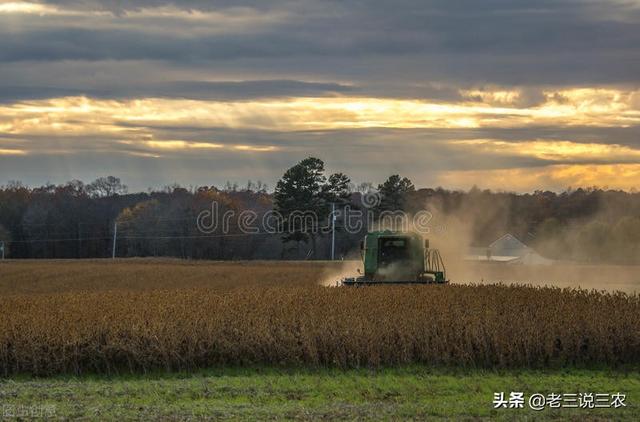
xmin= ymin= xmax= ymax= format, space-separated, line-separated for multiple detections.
xmin=1 ymin=0 xmax=639 ymax=191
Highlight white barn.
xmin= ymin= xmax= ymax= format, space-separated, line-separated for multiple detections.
xmin=466 ymin=234 xmax=553 ymax=265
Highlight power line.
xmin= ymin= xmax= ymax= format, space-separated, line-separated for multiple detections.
xmin=2 ymin=231 xmax=279 ymax=244
xmin=6 ymin=216 xmax=202 ymax=231
xmin=121 ymin=232 xmax=277 ymax=240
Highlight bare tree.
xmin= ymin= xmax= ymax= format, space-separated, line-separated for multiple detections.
xmin=87 ymin=176 xmax=128 ymax=198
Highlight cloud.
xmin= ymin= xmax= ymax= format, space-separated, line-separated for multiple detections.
xmin=36 ymin=0 xmax=291 ymax=14
xmin=0 ymin=79 xmax=354 ymax=103
xmin=0 ymin=90 xmax=638 ymax=167
xmin=1 ymin=0 xmax=640 ymax=191
xmin=1 ymin=0 xmax=639 ymax=86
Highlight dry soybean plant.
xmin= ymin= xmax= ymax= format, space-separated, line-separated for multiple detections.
xmin=1 ymin=280 xmax=639 ymax=375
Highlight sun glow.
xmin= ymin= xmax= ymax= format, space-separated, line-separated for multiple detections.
xmin=452 ymin=139 xmax=640 ymax=162
xmin=1 ymin=87 xmax=638 ymax=138
xmin=0 ymin=148 xmax=26 ymax=155
xmin=437 ymin=164 xmax=640 ymax=192
xmin=142 ymin=141 xmax=224 ymax=150
xmin=1 ymin=87 xmax=639 ymax=185
xmin=0 ymin=2 xmax=52 ymax=14
xmin=233 ymin=145 xmax=278 ymax=152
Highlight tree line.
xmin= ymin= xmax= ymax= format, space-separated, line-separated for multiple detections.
xmin=1 ymin=158 xmax=640 ymax=263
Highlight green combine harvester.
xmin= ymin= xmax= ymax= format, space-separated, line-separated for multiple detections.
xmin=341 ymin=230 xmax=448 ymax=285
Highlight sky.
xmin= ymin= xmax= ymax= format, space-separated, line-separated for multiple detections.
xmin=0 ymin=0 xmax=639 ymax=192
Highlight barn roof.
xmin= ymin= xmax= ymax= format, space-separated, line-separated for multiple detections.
xmin=489 ymin=233 xmax=529 ymax=252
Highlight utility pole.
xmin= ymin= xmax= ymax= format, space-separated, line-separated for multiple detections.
xmin=331 ymin=202 xmax=336 ymax=260
xmin=112 ymin=222 xmax=117 ymax=259
xmin=77 ymin=222 xmax=81 ymax=259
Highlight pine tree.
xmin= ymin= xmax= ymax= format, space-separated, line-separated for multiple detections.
xmin=274 ymin=158 xmax=351 ymax=258
xmin=376 ymin=174 xmax=415 ymax=213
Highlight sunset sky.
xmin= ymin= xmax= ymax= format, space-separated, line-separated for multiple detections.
xmin=1 ymin=0 xmax=639 ymax=191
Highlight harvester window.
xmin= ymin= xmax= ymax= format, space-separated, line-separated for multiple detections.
xmin=379 ymin=238 xmax=410 ymax=265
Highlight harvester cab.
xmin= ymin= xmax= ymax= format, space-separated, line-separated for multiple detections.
xmin=342 ymin=231 xmax=448 ymax=286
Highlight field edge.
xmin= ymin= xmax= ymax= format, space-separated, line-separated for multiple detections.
xmin=1 ymin=366 xmax=638 ymax=420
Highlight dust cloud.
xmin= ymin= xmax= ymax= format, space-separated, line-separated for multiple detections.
xmin=454 ymin=261 xmax=640 ymax=294
xmin=320 ymin=260 xmax=360 ymax=287
xmin=424 ymin=197 xmax=640 ymax=293
xmin=321 ymin=194 xmax=640 ymax=293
